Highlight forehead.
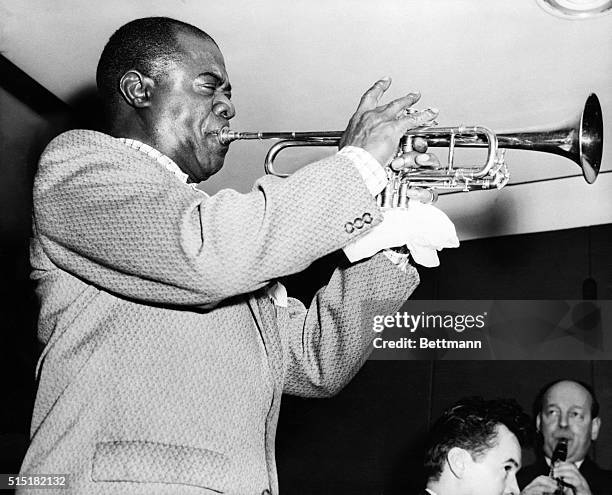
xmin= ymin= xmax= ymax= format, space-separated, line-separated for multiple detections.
xmin=174 ymin=30 xmax=227 ymax=73
xmin=544 ymin=382 xmax=592 ymax=409
xmin=481 ymin=425 xmax=521 ymax=465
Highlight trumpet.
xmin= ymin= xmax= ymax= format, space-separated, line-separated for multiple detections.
xmin=215 ymin=94 xmax=603 ymax=205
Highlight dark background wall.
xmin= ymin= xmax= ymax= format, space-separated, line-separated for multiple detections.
xmin=0 ymin=80 xmax=72 ymax=473
xmin=276 ymin=361 xmax=612 ymax=494
xmin=276 ymin=226 xmax=612 ymax=494
xmin=1 ymin=57 xmax=611 ymax=492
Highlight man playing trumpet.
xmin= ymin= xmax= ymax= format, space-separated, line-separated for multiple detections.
xmin=20 ymin=16 xmax=449 ymax=494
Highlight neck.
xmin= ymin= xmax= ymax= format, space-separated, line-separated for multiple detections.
xmin=108 ymin=115 xmax=154 ymax=142
xmin=427 ymin=476 xmax=462 ymax=495
xmin=109 ymin=112 xmax=203 ymax=183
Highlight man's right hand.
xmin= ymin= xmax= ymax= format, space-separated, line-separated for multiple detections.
xmin=520 ymin=475 xmax=562 ymax=495
xmin=339 ymin=77 xmax=438 ymax=167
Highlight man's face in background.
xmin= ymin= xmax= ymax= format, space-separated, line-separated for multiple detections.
xmin=463 ymin=424 xmax=522 ymax=495
xmin=537 ymin=380 xmax=600 ymax=463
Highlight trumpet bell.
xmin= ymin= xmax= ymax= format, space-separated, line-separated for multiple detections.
xmin=495 ymin=93 xmax=603 ymax=184
xmin=580 ymin=93 xmax=603 ymax=184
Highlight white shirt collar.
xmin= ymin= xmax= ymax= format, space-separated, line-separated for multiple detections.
xmin=545 ymin=456 xmax=584 ymax=468
xmin=117 ymin=138 xmax=190 ymax=184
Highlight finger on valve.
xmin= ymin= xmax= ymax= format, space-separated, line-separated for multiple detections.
xmin=390 ymin=151 xmax=440 ymax=171
xmin=412 ymin=137 xmax=428 ymax=153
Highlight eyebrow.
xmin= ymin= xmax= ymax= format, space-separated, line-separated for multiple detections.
xmin=506 ymin=458 xmax=520 ymax=468
xmin=197 ymin=71 xmax=232 ymax=93
xmin=544 ymin=403 xmax=585 ymax=410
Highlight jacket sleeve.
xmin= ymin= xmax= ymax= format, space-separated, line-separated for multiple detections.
xmin=280 ymin=252 xmax=419 ymax=397
xmin=33 ymin=131 xmax=383 ymax=307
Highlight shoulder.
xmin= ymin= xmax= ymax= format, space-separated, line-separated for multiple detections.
xmin=40 ymin=129 xmax=139 ymax=172
xmin=580 ymin=457 xmax=612 ymax=488
xmin=33 ymin=130 xmax=203 ymax=212
xmin=517 ymin=460 xmax=549 ymax=488
xmin=42 ymin=129 xmax=126 ymax=160
xmin=37 ymin=130 xmax=177 ymax=188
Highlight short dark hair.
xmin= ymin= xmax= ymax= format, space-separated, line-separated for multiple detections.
xmin=534 ymin=379 xmax=600 ymax=418
xmin=424 ymin=397 xmax=531 ymax=482
xmin=96 ymin=17 xmax=216 ymax=111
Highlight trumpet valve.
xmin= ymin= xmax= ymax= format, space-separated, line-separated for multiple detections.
xmin=379 ymin=173 xmax=397 ymax=209
xmin=398 ymin=181 xmax=410 ymax=208
xmin=401 ymin=136 xmax=414 ymax=154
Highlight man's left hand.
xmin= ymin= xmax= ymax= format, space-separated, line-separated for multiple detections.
xmin=552 ymin=461 xmax=592 ymax=495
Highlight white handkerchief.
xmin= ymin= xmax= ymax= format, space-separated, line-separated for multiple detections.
xmin=343 ymin=201 xmax=459 ymax=267
xmin=267 ymin=281 xmax=288 ymax=307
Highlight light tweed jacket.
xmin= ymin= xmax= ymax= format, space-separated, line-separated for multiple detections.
xmin=20 ymin=130 xmax=419 ymax=495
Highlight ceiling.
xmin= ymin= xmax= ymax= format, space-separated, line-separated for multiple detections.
xmin=1 ymin=0 xmax=611 ymax=239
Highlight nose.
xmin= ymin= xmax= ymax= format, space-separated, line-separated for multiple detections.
xmin=505 ymin=474 xmax=519 ymax=495
xmin=213 ymin=95 xmax=236 ymax=120
xmin=559 ymin=411 xmax=569 ymax=428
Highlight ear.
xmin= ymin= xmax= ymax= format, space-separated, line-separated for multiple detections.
xmin=536 ymin=414 xmax=541 ymax=433
xmin=119 ymin=70 xmax=154 ymax=108
xmin=591 ymin=417 xmax=601 ymax=441
xmin=447 ymin=447 xmax=470 ymax=479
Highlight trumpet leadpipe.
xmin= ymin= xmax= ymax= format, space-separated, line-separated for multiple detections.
xmin=216 ymin=127 xmax=343 ymax=145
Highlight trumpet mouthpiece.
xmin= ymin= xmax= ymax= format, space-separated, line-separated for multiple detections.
xmin=213 ymin=127 xmax=235 ymax=145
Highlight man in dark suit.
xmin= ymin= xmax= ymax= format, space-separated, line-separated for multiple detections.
xmin=519 ymin=380 xmax=612 ymax=495
xmin=422 ymin=397 xmax=530 ymax=495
